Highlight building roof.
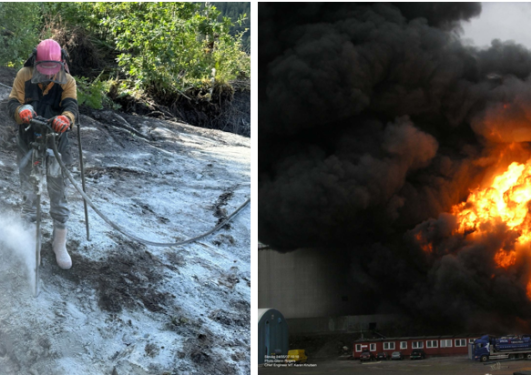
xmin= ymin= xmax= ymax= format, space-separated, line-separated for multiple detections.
xmin=258 ymin=308 xmax=286 ymax=323
xmin=354 ymin=334 xmax=482 ymax=342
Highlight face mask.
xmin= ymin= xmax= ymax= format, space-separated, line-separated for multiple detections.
xmin=31 ymin=60 xmax=67 ymax=85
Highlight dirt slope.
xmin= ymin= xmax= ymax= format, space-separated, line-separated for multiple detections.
xmin=0 ymin=69 xmax=250 ymax=375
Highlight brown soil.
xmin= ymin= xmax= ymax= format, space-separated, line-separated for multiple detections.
xmin=109 ymin=83 xmax=251 ymax=137
xmin=52 ymin=27 xmax=106 ymax=78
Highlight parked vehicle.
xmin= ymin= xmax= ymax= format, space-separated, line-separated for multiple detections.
xmin=472 ymin=334 xmax=531 ymax=362
xmin=359 ymin=351 xmax=375 ymax=362
xmin=286 ymin=349 xmax=307 ymax=364
xmin=376 ymin=352 xmax=388 ymax=360
xmin=391 ymin=351 xmax=403 ymax=360
xmin=410 ymin=349 xmax=426 ymax=360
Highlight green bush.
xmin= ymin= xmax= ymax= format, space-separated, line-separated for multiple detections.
xmin=0 ymin=3 xmax=42 ymax=68
xmin=76 ymin=73 xmax=119 ymax=110
xmin=98 ymin=2 xmax=249 ymax=96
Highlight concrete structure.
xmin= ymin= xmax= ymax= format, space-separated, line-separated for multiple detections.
xmin=259 ymin=248 xmax=365 ymax=318
xmin=258 ymin=308 xmax=289 ymax=365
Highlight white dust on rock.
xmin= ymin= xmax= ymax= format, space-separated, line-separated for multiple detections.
xmin=0 ymin=108 xmax=250 ymax=374
xmin=0 ymin=212 xmax=36 ymax=293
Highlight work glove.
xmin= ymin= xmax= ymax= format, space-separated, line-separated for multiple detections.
xmin=50 ymin=115 xmax=70 ymax=133
xmin=17 ymin=104 xmax=36 ymax=124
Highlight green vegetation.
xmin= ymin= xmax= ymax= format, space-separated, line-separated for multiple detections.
xmin=99 ymin=2 xmax=248 ymax=96
xmin=76 ymin=75 xmax=119 ymax=111
xmin=213 ymin=3 xmax=250 ymax=52
xmin=0 ymin=3 xmax=42 ymax=68
xmin=0 ymin=2 xmax=250 ymax=111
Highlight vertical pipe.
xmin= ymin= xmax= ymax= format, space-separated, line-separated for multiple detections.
xmin=77 ymin=119 xmax=90 ymax=241
xmin=34 ymin=181 xmax=41 ymax=297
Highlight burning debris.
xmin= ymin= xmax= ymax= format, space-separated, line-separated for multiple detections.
xmin=259 ymin=3 xmax=531 ymax=332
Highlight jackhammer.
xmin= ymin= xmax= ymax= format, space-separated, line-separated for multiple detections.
xmin=25 ymin=117 xmax=89 ymax=296
xmin=26 ymin=117 xmax=47 ymax=297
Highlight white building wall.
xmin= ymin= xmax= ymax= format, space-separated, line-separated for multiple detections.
xmin=258 ymin=248 xmax=362 ymax=318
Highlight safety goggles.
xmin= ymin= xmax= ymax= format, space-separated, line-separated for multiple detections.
xmin=31 ymin=60 xmax=67 ymax=85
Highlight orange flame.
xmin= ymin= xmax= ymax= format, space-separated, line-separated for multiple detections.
xmin=451 ymin=158 xmax=531 ymax=296
xmin=451 ymin=159 xmax=531 ymax=299
xmin=415 ymin=232 xmax=433 ymax=253
xmin=493 ymin=249 xmax=516 ymax=269
xmin=452 ymin=161 xmax=531 ymax=245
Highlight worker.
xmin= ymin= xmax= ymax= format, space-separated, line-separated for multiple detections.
xmin=7 ymin=39 xmax=78 ymax=269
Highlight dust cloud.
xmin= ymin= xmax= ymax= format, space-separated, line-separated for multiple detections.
xmin=0 ymin=212 xmax=37 ymax=294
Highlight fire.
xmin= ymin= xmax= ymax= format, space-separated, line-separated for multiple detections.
xmin=493 ymin=249 xmax=516 ymax=269
xmin=414 ymin=156 xmax=531 ymax=300
xmin=451 ymin=159 xmax=531 ymax=296
xmin=415 ymin=232 xmax=433 ymax=253
xmin=452 ymin=161 xmax=531 ymax=247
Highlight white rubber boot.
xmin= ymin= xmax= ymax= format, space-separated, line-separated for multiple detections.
xmin=53 ymin=227 xmax=72 ymax=269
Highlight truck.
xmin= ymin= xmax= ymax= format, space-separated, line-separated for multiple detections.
xmin=472 ymin=334 xmax=531 ymax=362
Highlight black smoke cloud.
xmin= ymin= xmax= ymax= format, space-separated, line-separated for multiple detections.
xmin=259 ymin=3 xmax=531 ymax=331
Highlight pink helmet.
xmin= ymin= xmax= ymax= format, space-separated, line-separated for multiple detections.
xmin=35 ymin=39 xmax=62 ymax=75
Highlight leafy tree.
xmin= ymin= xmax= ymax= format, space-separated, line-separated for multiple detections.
xmin=0 ymin=3 xmax=42 ymax=68
xmin=215 ymin=2 xmax=250 ymax=52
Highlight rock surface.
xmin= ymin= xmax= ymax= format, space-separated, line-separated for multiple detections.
xmin=0 ymin=69 xmax=250 ymax=375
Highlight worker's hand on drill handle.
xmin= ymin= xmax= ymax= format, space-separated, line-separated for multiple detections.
xmin=50 ymin=115 xmax=70 ymax=133
xmin=17 ymin=104 xmax=37 ymax=124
